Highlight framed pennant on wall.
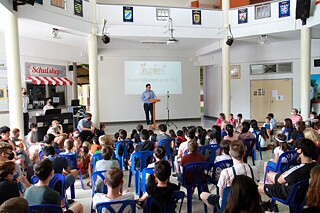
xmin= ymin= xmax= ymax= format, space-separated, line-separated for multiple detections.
xmin=279 ymin=1 xmax=290 ymax=18
xmin=123 ymin=6 xmax=134 ymax=22
xmin=74 ymin=0 xmax=83 ymax=17
xmin=238 ymin=8 xmax=248 ymax=24
xmin=192 ymin=10 xmax=201 ymax=25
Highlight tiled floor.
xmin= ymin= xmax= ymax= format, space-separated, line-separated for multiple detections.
xmin=69 ymin=118 xmax=290 ymax=213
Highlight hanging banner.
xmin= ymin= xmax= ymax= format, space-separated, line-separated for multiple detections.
xmin=123 ymin=6 xmax=134 ymax=22
xmin=238 ymin=8 xmax=248 ymax=24
xmin=192 ymin=10 xmax=201 ymax=25
xmin=25 ymin=63 xmax=66 ymax=77
xmin=35 ymin=0 xmax=43 ymax=5
xmin=74 ymin=0 xmax=83 ymax=17
xmin=279 ymin=1 xmax=290 ymax=18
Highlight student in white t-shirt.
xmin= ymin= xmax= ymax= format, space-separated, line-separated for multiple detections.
xmin=263 ymin=134 xmax=290 ymax=178
xmin=215 ymin=140 xmax=232 ymax=163
xmin=259 ymin=127 xmax=270 ymax=151
xmin=92 ymin=168 xmax=134 ymax=213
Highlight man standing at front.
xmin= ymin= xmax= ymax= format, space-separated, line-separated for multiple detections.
xmin=22 ymin=88 xmax=29 ymax=136
xmin=141 ymin=84 xmax=156 ymax=126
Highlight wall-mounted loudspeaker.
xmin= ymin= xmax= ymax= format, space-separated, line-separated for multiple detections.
xmin=296 ymin=0 xmax=311 ymax=25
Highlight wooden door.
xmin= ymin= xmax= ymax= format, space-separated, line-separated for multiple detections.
xmin=251 ymin=79 xmax=292 ymax=122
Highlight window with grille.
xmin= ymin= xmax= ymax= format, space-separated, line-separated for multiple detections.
xmin=250 ymin=63 xmax=292 ymax=75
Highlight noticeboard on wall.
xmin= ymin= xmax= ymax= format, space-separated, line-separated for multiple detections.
xmin=0 ymin=60 xmax=9 ymax=112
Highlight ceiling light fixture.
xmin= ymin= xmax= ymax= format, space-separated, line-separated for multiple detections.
xmin=258 ymin=35 xmax=268 ymax=45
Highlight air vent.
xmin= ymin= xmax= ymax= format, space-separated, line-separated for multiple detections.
xmin=141 ymin=41 xmax=168 ymax=45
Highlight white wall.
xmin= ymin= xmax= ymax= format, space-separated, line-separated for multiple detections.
xmin=98 ymin=48 xmax=201 ymax=122
xmin=202 ymin=39 xmax=320 ymax=120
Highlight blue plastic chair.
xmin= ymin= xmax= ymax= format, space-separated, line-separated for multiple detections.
xmin=242 ymin=138 xmax=257 ymax=166
xmin=59 ymin=153 xmax=85 ymax=190
xmin=29 ymin=204 xmax=63 ymax=213
xmin=282 ymin=128 xmax=293 ymax=141
xmin=178 ymin=162 xmax=211 ymax=213
xmin=253 ymin=130 xmax=263 ymax=160
xmin=91 ymin=170 xmax=108 ymax=213
xmin=263 ymin=150 xmax=298 ymax=183
xmin=141 ymin=168 xmax=154 ymax=193
xmin=213 ymin=187 xmax=230 ymax=213
xmin=128 ymin=151 xmax=153 ymax=196
xmin=38 ymin=150 xmax=44 ymax=160
xmin=158 ymin=138 xmax=175 ymax=172
xmin=115 ymin=141 xmax=132 ymax=170
xmin=270 ymin=179 xmax=309 ymax=213
xmin=199 ymin=144 xmax=220 ymax=163
xmin=96 ymin=200 xmax=136 ymax=213
xmin=207 ymin=160 xmax=233 ymax=194
xmin=144 ymin=191 xmax=185 ymax=213
xmin=92 ymin=153 xmax=102 ymax=172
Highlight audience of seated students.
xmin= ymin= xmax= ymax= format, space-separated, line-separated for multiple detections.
xmin=140 ymin=161 xmax=179 ymax=212
xmin=290 ymin=108 xmax=303 ymax=125
xmin=238 ymin=122 xmax=255 ymax=141
xmin=133 ymin=124 xmax=143 ymax=144
xmin=220 ymin=121 xmax=228 ymax=139
xmin=288 ymin=121 xmax=306 ymax=144
xmin=282 ymin=118 xmax=294 ymax=141
xmin=224 ymin=175 xmax=264 ymax=213
xmin=235 ymin=113 xmax=244 ymax=132
xmin=156 ymin=124 xmax=170 ymax=143
xmin=0 ymin=161 xmax=21 ymax=205
xmin=249 ymin=119 xmax=261 ymax=138
xmin=259 ymin=127 xmax=270 ymax=151
xmin=303 ymin=165 xmax=320 ymax=212
xmin=175 ymin=130 xmax=186 ymax=143
xmin=180 ymin=141 xmax=205 ymax=172
xmin=0 ymin=142 xmax=30 ymax=191
xmin=200 ymin=140 xmax=259 ymax=211
xmin=26 ymin=152 xmax=39 ymax=183
xmin=26 ymin=123 xmax=38 ymax=147
xmin=25 ymin=159 xmax=83 ymax=213
xmin=215 ymin=113 xmax=226 ymax=127
xmin=0 ymin=126 xmax=15 ymax=150
xmin=92 ymin=168 xmax=134 ymax=212
xmin=169 ymin=129 xmax=177 ymax=138
xmin=268 ymin=113 xmax=277 ymax=130
xmin=0 ymin=197 xmax=29 ymax=213
xmin=263 ymin=116 xmax=273 ymax=139
xmin=42 ymin=146 xmax=78 ymax=190
xmin=209 ymin=125 xmax=222 ymax=144
xmin=263 ymin=134 xmax=289 ymax=177
xmin=215 ymin=140 xmax=231 ymax=163
xmin=173 ymin=128 xmax=196 ymax=176
xmin=228 ymin=113 xmax=236 ymax=127
xmin=304 ymin=128 xmax=320 ymax=147
xmin=223 ymin=124 xmax=238 ymax=142
xmin=195 ymin=126 xmax=206 ymax=146
xmin=259 ymin=138 xmax=317 ymax=211
xmin=47 ymin=120 xmax=67 ymax=149
xmin=77 ymin=113 xmax=95 ymax=142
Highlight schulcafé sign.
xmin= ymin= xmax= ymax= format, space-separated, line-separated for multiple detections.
xmin=25 ymin=62 xmax=66 ymax=77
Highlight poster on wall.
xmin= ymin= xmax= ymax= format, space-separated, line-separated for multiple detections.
xmin=311 ymin=74 xmax=320 ymax=103
xmin=238 ymin=8 xmax=248 ymax=24
xmin=192 ymin=10 xmax=201 ymax=25
xmin=279 ymin=1 xmax=290 ymax=18
xmin=0 ymin=61 xmax=9 ymax=112
xmin=74 ymin=0 xmax=83 ymax=17
xmin=25 ymin=63 xmax=66 ymax=77
xmin=51 ymin=0 xmax=65 ymax=9
xmin=123 ymin=6 xmax=134 ymax=22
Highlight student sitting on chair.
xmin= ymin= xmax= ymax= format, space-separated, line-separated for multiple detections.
xmin=92 ymin=167 xmax=134 ymax=212
xmin=25 ymin=159 xmax=83 ymax=213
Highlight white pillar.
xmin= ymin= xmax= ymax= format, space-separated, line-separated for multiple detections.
xmin=300 ymin=26 xmax=311 ymax=120
xmin=88 ymin=32 xmax=100 ymax=126
xmin=72 ymin=62 xmax=78 ymax=100
xmin=82 ymin=84 xmax=89 ymax=107
xmin=221 ymin=0 xmax=230 ymax=116
xmin=3 ymin=10 xmax=24 ymax=135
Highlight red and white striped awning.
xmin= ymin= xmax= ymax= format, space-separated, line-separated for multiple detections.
xmin=26 ymin=76 xmax=73 ymax=86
